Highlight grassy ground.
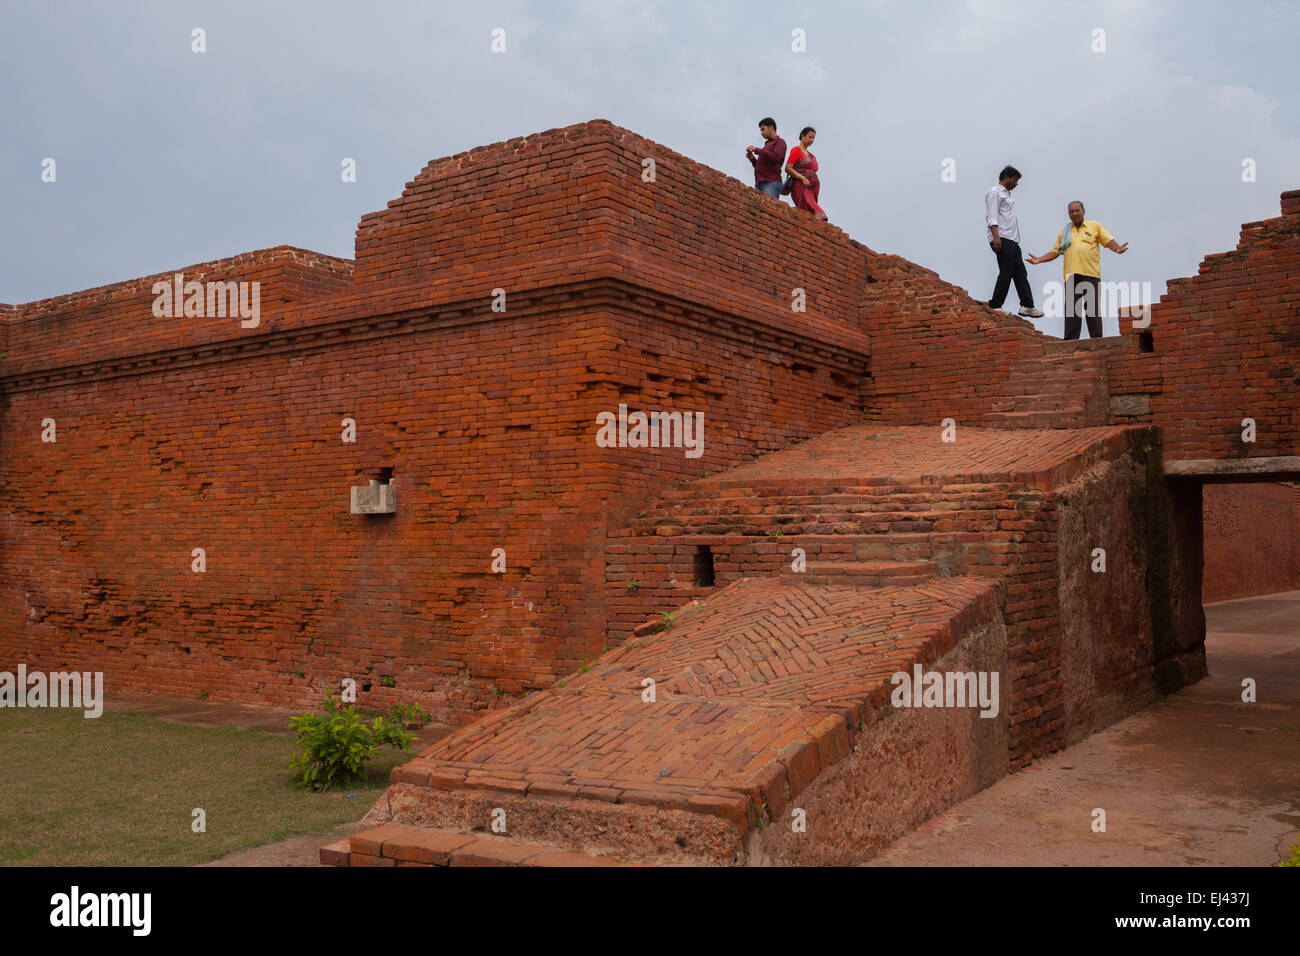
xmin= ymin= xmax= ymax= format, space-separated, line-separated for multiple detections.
xmin=0 ymin=707 xmax=407 ymax=866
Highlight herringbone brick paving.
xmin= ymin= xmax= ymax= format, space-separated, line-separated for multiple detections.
xmin=397 ymin=575 xmax=998 ymax=806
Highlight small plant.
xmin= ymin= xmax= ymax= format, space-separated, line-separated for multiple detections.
xmin=492 ymin=684 xmax=505 ymax=699
xmin=141 ymin=684 xmax=150 ymax=693
xmin=387 ymin=701 xmax=428 ymax=729
xmin=657 ymin=612 xmax=676 ymax=633
xmin=380 ymin=675 xmax=397 ymax=688
xmin=755 ymin=799 xmax=770 ymax=831
xmin=289 ymin=697 xmax=414 ymax=791
xmin=197 ymin=689 xmax=209 ymax=701
xmin=637 ymin=511 xmax=645 ymax=518
xmin=1278 ymin=839 xmax=1300 ymax=867
xmin=294 ymin=669 xmax=306 ymax=678
xmin=765 ymin=529 xmax=784 ymax=538
xmin=627 ymin=579 xmax=640 ymax=591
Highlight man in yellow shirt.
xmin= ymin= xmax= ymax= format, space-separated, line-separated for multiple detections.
xmin=1027 ymin=200 xmax=1129 ymax=339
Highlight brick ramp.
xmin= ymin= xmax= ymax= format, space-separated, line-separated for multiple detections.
xmin=353 ymin=575 xmax=1002 ymax=865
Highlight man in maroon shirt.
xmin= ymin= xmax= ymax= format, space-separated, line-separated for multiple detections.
xmin=746 ymin=118 xmax=787 ymax=199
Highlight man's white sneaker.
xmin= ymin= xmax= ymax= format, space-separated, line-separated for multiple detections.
xmin=1019 ymin=307 xmax=1045 ymax=318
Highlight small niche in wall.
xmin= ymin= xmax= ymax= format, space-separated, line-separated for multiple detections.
xmin=693 ymin=545 xmax=715 ymax=588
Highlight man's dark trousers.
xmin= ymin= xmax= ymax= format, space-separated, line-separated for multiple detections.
xmin=988 ymin=238 xmax=1034 ymax=309
xmin=1064 ymin=273 xmax=1102 ymax=339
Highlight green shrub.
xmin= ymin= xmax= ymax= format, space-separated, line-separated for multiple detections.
xmin=289 ymin=697 xmax=413 ymax=791
xmin=1278 ymin=839 xmax=1300 ymax=867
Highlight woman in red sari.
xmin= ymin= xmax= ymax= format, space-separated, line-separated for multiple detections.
xmin=785 ymin=127 xmax=827 ymax=221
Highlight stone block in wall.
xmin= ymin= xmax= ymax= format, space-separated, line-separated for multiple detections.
xmin=1110 ymin=394 xmax=1150 ymax=416
xmin=351 ymin=480 xmax=396 ymax=514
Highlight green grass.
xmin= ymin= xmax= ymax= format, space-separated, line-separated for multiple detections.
xmin=0 ymin=708 xmax=404 ymax=866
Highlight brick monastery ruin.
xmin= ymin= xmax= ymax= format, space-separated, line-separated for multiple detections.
xmin=2 ymin=120 xmax=1298 ymax=865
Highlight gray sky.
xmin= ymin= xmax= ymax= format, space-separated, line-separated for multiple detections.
xmin=3 ymin=0 xmax=1297 ymax=336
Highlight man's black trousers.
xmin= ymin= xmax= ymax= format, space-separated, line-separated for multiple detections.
xmin=988 ymin=238 xmax=1034 ymax=309
xmin=1064 ymin=273 xmax=1102 ymax=339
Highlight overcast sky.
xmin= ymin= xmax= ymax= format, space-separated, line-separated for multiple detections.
xmin=2 ymin=0 xmax=1297 ymax=336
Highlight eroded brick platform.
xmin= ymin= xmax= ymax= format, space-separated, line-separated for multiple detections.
xmin=369 ymin=574 xmax=1003 ymax=864
xmin=361 ymin=423 xmax=1198 ymax=865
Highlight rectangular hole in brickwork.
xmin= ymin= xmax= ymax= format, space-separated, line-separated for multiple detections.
xmin=370 ymin=466 xmax=394 ymax=483
xmin=693 ymin=545 xmax=715 ymax=588
xmin=1139 ymin=331 xmax=1154 ymax=353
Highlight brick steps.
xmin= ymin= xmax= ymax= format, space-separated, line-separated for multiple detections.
xmin=321 ymin=822 xmax=626 ymax=867
xmin=637 ymin=510 xmax=1004 ymax=537
xmin=780 ymin=559 xmax=934 ymax=586
xmin=979 ymin=348 xmax=1110 ymax=429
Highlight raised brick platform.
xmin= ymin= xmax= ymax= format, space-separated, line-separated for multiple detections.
xmin=357 ymin=423 xmax=1201 ymax=865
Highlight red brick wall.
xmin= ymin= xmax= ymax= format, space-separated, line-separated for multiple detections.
xmin=865 ymin=192 xmax=1300 ymax=469
xmin=354 ymin=120 xmax=872 ymax=345
xmin=1108 ymin=193 xmax=1300 ymax=463
xmin=1 ymin=118 xmax=1288 ymax=726
xmin=1202 ymin=482 xmax=1300 ymax=602
xmin=4 ymin=247 xmax=354 ymax=376
xmin=0 ymin=121 xmax=870 ymax=724
xmin=863 ymin=254 xmax=1052 ymax=426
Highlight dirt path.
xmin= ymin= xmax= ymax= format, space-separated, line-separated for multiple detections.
xmin=869 ymin=590 xmax=1300 ymax=866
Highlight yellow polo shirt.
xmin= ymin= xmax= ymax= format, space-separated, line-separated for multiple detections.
xmin=1051 ymin=220 xmax=1114 ymax=278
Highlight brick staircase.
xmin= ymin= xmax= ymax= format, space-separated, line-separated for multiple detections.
xmin=981 ymin=345 xmax=1110 ymax=428
xmin=321 ymin=822 xmax=626 ymax=867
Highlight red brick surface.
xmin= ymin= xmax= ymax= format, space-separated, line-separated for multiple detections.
xmin=0 ymin=121 xmax=871 ymax=723
xmin=1202 ymin=482 xmax=1300 ymax=602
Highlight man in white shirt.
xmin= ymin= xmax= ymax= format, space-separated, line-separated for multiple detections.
xmin=985 ymin=166 xmax=1044 ymax=318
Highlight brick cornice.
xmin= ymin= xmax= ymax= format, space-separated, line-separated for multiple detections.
xmin=0 ymin=277 xmax=870 ymax=394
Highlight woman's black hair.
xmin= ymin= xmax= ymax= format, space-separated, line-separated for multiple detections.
xmin=800 ymin=126 xmax=816 ymax=138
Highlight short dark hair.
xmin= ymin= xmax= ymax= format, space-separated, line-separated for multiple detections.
xmin=759 ymin=117 xmax=776 ymax=129
xmin=999 ymin=165 xmax=1021 ymax=181
xmin=1067 ymin=200 xmax=1085 ymax=211
xmin=800 ymin=126 xmax=816 ymax=138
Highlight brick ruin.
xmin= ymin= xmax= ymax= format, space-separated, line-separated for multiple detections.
xmin=2 ymin=120 xmax=1297 ymax=864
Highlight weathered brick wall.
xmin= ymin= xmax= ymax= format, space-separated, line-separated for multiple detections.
xmin=355 ymin=120 xmax=872 ymax=342
xmin=1 ymin=119 xmax=1287 ymax=728
xmin=4 ymin=247 xmax=355 ymax=375
xmin=867 ymin=192 xmax=1299 ymax=470
xmin=0 ymin=120 xmax=869 ymax=723
xmin=1202 ymin=482 xmax=1300 ymax=602
xmin=863 ymin=254 xmax=1050 ymax=426
xmin=1057 ymin=449 xmax=1207 ymax=743
xmin=1108 ymin=192 xmax=1300 ymax=463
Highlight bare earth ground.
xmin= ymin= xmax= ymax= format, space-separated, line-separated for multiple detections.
xmin=870 ymin=589 xmax=1300 ymax=866
xmin=193 ymin=590 xmax=1299 ymax=867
